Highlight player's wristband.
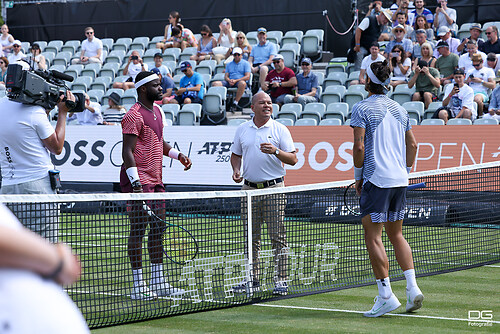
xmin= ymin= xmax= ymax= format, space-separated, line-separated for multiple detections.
xmin=407 ymin=166 xmax=412 ymax=174
xmin=126 ymin=167 xmax=140 ymax=184
xmin=43 ymin=258 xmax=64 ymax=281
xmin=168 ymin=148 xmax=180 ymax=160
xmin=354 ymin=167 xmax=363 ymax=180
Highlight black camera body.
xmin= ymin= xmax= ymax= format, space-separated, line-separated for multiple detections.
xmin=5 ymin=63 xmax=85 ymax=112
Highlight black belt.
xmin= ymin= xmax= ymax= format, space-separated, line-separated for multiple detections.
xmin=244 ymin=177 xmax=284 ymax=189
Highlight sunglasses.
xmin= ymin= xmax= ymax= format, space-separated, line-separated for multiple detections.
xmin=233 ymin=53 xmax=241 ymax=56
xmin=181 ymin=69 xmax=188 ymax=73
xmin=13 ymin=45 xmax=20 ymax=47
xmin=485 ymin=32 xmax=492 ymax=35
xmin=201 ymin=33 xmax=208 ymax=36
xmin=237 ymin=37 xmax=244 ymax=39
xmin=272 ymin=60 xmax=280 ymax=64
xmin=395 ymin=30 xmax=404 ymax=33
xmin=86 ymin=31 xmax=94 ymax=35
xmin=472 ymin=63 xmax=481 ymax=67
xmin=301 ymin=63 xmax=310 ymax=66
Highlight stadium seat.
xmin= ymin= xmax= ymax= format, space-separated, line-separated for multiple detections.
xmin=314 ymin=72 xmax=325 ymax=87
xmin=424 ymin=101 xmax=442 ymax=119
xmin=87 ymin=89 xmax=105 ymax=104
xmin=324 ymin=102 xmax=349 ymax=122
xmin=113 ymin=37 xmax=132 ymax=52
xmin=121 ymin=89 xmax=138 ymax=105
xmin=281 ymin=30 xmax=303 ymax=46
xmin=33 ymin=40 xmax=47 ymax=52
xmin=421 ymin=119 xmax=445 ymax=125
xmin=90 ymin=76 xmax=112 ymax=92
xmin=203 ymin=86 xmax=227 ymax=123
xmin=323 ymin=72 xmax=348 ymax=88
xmin=246 ymin=31 xmax=258 ymax=45
xmin=447 ymin=118 xmax=472 ymax=125
xmin=409 ymin=118 xmax=418 ymax=126
xmin=321 ymin=85 xmax=346 ymax=105
xmin=162 ymin=104 xmax=180 ymax=123
xmin=473 ymin=118 xmax=499 ymax=125
xmin=177 ymin=103 xmax=202 ymax=125
xmin=300 ymin=102 xmax=326 ymax=123
xmin=163 ymin=48 xmax=181 ymax=62
xmin=279 ymin=43 xmax=301 ymax=70
xmin=458 ymin=23 xmax=476 ymax=40
xmin=130 ymin=36 xmax=150 ymax=51
xmin=277 ymin=103 xmax=302 ymax=122
xmin=301 ymin=29 xmax=324 ymax=60
xmin=227 ymin=118 xmax=247 ymax=126
xmin=148 ymin=36 xmax=164 ymax=49
xmin=215 ymin=63 xmax=225 ymax=74
xmin=345 ymin=71 xmax=361 ymax=86
xmin=81 ymin=63 xmax=102 ymax=79
xmin=103 ymin=88 xmax=124 ymax=105
xmin=275 ymin=118 xmax=294 ymax=126
xmin=344 ymin=118 xmax=351 ymax=126
xmin=52 ymin=51 xmax=72 ymax=66
xmin=106 ymin=50 xmax=126 ymax=64
xmin=325 ymin=63 xmax=346 ymax=76
xmin=173 ymin=74 xmax=184 ymax=86
xmin=124 ymin=49 xmax=144 ymax=63
xmin=196 ymin=59 xmax=217 ymax=75
xmin=64 ymin=64 xmax=84 ymax=80
xmin=267 ymin=30 xmax=283 ymax=45
xmin=209 ymin=73 xmax=226 ymax=86
xmin=179 ymin=47 xmax=197 ymax=62
xmin=61 ymin=40 xmax=80 ymax=54
xmin=44 ymin=40 xmax=63 ymax=54
xmin=319 ymin=118 xmax=342 ymax=126
xmin=71 ymin=76 xmax=93 ymax=91
xmin=403 ymin=101 xmax=425 ymax=123
xmin=344 ymin=84 xmax=368 ymax=110
xmin=99 ymin=62 xmax=120 ymax=79
xmin=272 ymin=103 xmax=280 ymax=118
xmin=143 ymin=48 xmax=162 ymax=63
xmin=49 ymin=64 xmax=66 ymax=73
xmin=390 ymin=84 xmax=415 ymax=105
xmin=295 ymin=118 xmax=318 ymax=126
xmin=101 ymin=38 xmax=114 ymax=53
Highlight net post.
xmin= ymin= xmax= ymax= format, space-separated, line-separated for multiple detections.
xmin=246 ymin=192 xmax=253 ymax=291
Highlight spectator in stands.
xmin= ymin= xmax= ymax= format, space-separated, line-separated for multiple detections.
xmin=169 ymin=61 xmax=204 ymax=105
xmin=484 ymin=85 xmax=500 ymax=120
xmin=7 ymin=40 xmax=25 ymax=64
xmin=212 ymin=47 xmax=251 ymax=112
xmin=434 ymin=26 xmax=460 ymax=58
xmin=390 ymin=0 xmax=413 ymax=24
xmin=214 ymin=18 xmax=237 ymax=64
xmin=392 ymin=12 xmax=413 ymax=40
xmin=351 ymin=41 xmax=385 ymax=85
xmin=262 ymin=54 xmax=297 ymax=105
xmin=366 ymin=1 xmax=383 ymax=17
xmin=353 ymin=9 xmax=392 ymax=71
xmin=457 ymin=23 xmax=484 ymax=54
xmin=170 ymin=25 xmax=198 ymax=51
xmin=388 ymin=44 xmax=411 ymax=87
xmin=249 ymin=27 xmax=277 ymax=89
xmin=190 ymin=24 xmax=217 ymax=64
xmin=410 ymin=15 xmax=434 ymax=43
xmin=408 ymin=0 xmax=433 ymax=27
xmin=283 ymin=57 xmax=319 ymax=107
xmin=458 ymin=40 xmax=486 ymax=73
xmin=408 ymin=59 xmax=441 ymax=108
xmin=486 ymin=53 xmax=500 ymax=75
xmin=71 ymin=27 xmax=102 ymax=65
xmin=26 ymin=43 xmax=46 ymax=70
xmin=112 ymin=50 xmax=148 ymax=91
xmin=465 ymin=53 xmax=496 ymax=117
xmin=433 ymin=0 xmax=457 ymax=34
xmin=413 ymin=42 xmax=436 ymax=70
xmin=67 ymin=93 xmax=103 ymax=125
xmin=437 ymin=68 xmax=475 ymax=123
xmin=385 ymin=24 xmax=413 ymax=59
xmin=0 ymin=24 xmax=14 ymax=55
xmin=0 ymin=57 xmax=8 ymax=90
xmin=150 ymin=67 xmax=175 ymax=104
xmin=227 ymin=31 xmax=252 ymax=61
xmin=412 ymin=30 xmax=433 ymax=61
xmin=152 ymin=53 xmax=172 ymax=79
xmin=155 ymin=11 xmax=181 ymax=51
xmin=102 ymin=92 xmax=126 ymax=125
xmin=480 ymin=26 xmax=500 ymax=54
xmin=435 ymin=41 xmax=459 ymax=85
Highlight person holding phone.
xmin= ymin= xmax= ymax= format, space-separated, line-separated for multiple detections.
xmin=433 ymin=0 xmax=457 ymax=33
xmin=112 ymin=50 xmax=148 ymax=91
xmin=436 ymin=68 xmax=475 ymax=123
xmin=408 ymin=59 xmax=441 ymax=108
xmin=389 ymin=45 xmax=412 ymax=88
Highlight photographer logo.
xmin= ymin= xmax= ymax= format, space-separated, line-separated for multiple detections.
xmin=468 ymin=310 xmax=493 ymax=327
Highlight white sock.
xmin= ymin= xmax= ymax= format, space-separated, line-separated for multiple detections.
xmin=233 ymin=100 xmax=239 ymax=105
xmin=403 ymin=269 xmax=417 ymax=290
xmin=150 ymin=263 xmax=164 ymax=284
xmin=377 ymin=277 xmax=392 ymax=299
xmin=132 ymin=269 xmax=143 ymax=286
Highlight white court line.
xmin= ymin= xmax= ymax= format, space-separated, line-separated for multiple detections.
xmin=485 ymin=264 xmax=500 ymax=268
xmin=253 ymin=304 xmax=500 ymax=323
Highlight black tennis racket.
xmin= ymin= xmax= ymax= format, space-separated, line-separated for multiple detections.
xmin=344 ymin=182 xmax=426 ymax=216
xmin=142 ymin=202 xmax=199 ymax=265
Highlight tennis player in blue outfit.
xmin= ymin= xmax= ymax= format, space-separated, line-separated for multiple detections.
xmin=350 ymin=60 xmax=423 ymax=317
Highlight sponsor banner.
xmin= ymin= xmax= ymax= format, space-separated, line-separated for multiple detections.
xmin=53 ymin=125 xmax=500 ymax=186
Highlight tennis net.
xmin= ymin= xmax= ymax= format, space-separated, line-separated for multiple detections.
xmin=0 ymin=161 xmax=499 ymax=328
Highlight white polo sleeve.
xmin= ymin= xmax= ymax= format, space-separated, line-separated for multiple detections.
xmin=231 ymin=124 xmax=243 ymax=156
xmin=279 ymin=126 xmax=296 ymax=153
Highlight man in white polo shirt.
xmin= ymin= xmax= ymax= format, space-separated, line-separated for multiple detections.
xmin=230 ymin=91 xmax=297 ymax=296
xmin=72 ymin=26 xmax=103 ymax=65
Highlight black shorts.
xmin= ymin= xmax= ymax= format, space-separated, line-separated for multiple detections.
xmin=174 ymin=95 xmax=203 ymax=105
xmin=360 ymin=181 xmax=407 ymax=223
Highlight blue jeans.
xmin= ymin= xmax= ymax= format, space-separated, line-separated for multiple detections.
xmin=1 ymin=175 xmax=58 ymax=242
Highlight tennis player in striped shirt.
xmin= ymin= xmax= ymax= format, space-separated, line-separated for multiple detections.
xmin=350 ymin=60 xmax=423 ymax=317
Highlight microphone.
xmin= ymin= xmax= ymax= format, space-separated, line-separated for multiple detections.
xmin=50 ymin=70 xmax=74 ymax=82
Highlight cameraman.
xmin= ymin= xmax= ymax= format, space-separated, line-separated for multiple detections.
xmin=0 ymin=68 xmax=76 ymax=242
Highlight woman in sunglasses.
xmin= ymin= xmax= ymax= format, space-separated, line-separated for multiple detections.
xmin=190 ymin=25 xmax=217 ymax=64
xmin=27 ymin=43 xmax=46 ymax=70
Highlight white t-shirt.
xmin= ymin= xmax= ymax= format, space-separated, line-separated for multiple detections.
xmin=155 ymin=64 xmax=171 ymax=77
xmin=81 ymin=37 xmax=103 ymax=60
xmin=0 ymin=204 xmax=90 ymax=334
xmin=458 ymin=52 xmax=487 ymax=73
xmin=391 ymin=58 xmax=412 ymax=81
xmin=219 ymin=31 xmax=237 ymax=48
xmin=231 ymin=118 xmax=296 ymax=182
xmin=434 ymin=8 xmax=457 ymax=31
xmin=126 ymin=62 xmax=148 ymax=81
xmin=7 ymin=51 xmax=25 ymax=64
xmin=443 ymin=83 xmax=476 ymax=118
xmin=67 ymin=101 xmax=103 ymax=125
xmin=0 ymin=99 xmax=54 ymax=186
xmin=361 ymin=54 xmax=386 ymax=70
xmin=466 ymin=66 xmax=495 ymax=95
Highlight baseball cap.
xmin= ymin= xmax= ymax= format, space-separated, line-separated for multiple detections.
xmin=381 ymin=9 xmax=393 ymax=24
xmin=150 ymin=67 xmax=161 ymax=75
xmin=454 ymin=68 xmax=465 ymax=75
xmin=12 ymin=40 xmax=21 ymax=46
xmin=436 ymin=40 xmax=449 ymax=48
xmin=232 ymin=47 xmax=243 ymax=55
xmin=108 ymin=92 xmax=121 ymax=105
xmin=392 ymin=24 xmax=406 ymax=34
xmin=437 ymin=26 xmax=450 ymax=37
xmin=301 ymin=57 xmax=312 ymax=65
xmin=257 ymin=27 xmax=267 ymax=34
xmin=154 ymin=53 xmax=163 ymax=58
xmin=487 ymin=52 xmax=497 ymax=61
xmin=273 ymin=54 xmax=284 ymax=61
xmin=415 ymin=29 xmax=426 ymax=34
xmin=179 ymin=61 xmax=192 ymax=71
xmin=470 ymin=23 xmax=482 ymax=32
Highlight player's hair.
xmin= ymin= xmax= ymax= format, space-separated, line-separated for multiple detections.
xmin=367 ymin=60 xmax=390 ymax=95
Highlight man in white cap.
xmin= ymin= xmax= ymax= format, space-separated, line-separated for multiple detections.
xmin=7 ymin=40 xmax=25 ymax=64
xmin=434 ymin=26 xmax=460 ymax=57
xmin=212 ymin=47 xmax=251 ymax=112
xmin=262 ymin=54 xmax=297 ymax=105
xmin=457 ymin=23 xmax=485 ymax=54
xmin=384 ymin=24 xmax=413 ymax=59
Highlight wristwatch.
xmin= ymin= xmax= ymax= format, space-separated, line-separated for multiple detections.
xmin=275 ymin=148 xmax=280 ymax=156
xmin=131 ymin=180 xmax=142 ymax=189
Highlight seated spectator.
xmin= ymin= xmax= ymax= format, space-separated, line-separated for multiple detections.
xmin=351 ymin=41 xmax=385 ymax=85
xmin=170 ymin=25 xmax=198 ymax=51
xmin=436 ymin=68 xmax=475 ymax=123
xmin=433 ymin=0 xmax=457 ymax=34
xmin=484 ymin=85 xmax=500 ymax=120
xmin=408 ymin=0 xmax=433 ymax=27
xmin=410 ymin=15 xmax=434 ymax=42
xmin=0 ymin=24 xmax=14 ymax=55
xmin=486 ymin=53 xmax=500 ymax=75
xmin=458 ymin=40 xmax=486 ymax=73
xmin=249 ymin=27 xmax=277 ymax=89
xmin=388 ymin=44 xmax=411 ymax=87
xmin=190 ymin=25 xmax=217 ymax=64
xmin=390 ymin=0 xmax=413 ymax=24
xmin=412 ymin=29 xmax=433 ymax=60
xmin=112 ymin=50 xmax=148 ymax=91
xmin=0 ymin=56 xmax=9 ymax=89
xmin=408 ymin=59 xmax=441 ymax=108
xmin=434 ymin=26 xmax=460 ymax=58
xmin=67 ymin=94 xmax=103 ymax=125
xmin=391 ymin=11 xmax=413 ymax=40
xmin=155 ymin=11 xmax=181 ymax=51
xmin=168 ymin=61 xmax=204 ymax=105
xmin=7 ymin=40 xmax=25 ymax=64
xmin=226 ymin=31 xmax=252 ymax=62
xmin=385 ymin=24 xmax=413 ymax=59
xmin=262 ymin=54 xmax=297 ymax=105
xmin=480 ymin=26 xmax=500 ymax=54
xmin=71 ymin=27 xmax=102 ymax=65
xmin=150 ymin=67 xmax=175 ymax=104
xmin=26 ymin=43 xmax=46 ymax=70
xmin=435 ymin=41 xmax=459 ymax=85
xmin=283 ymin=57 xmax=319 ymax=108
xmin=465 ymin=53 xmax=496 ymax=116
xmin=457 ymin=23 xmax=484 ymax=54
xmin=212 ymin=47 xmax=251 ymax=112
xmin=102 ymin=92 xmax=126 ymax=125
xmin=213 ymin=18 xmax=237 ymax=64
xmin=152 ymin=53 xmax=172 ymax=79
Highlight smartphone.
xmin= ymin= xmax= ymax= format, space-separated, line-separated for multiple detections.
xmin=454 ymin=83 xmax=459 ymax=89
xmin=390 ymin=52 xmax=398 ymax=57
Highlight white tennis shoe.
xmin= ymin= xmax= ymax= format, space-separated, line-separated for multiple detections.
xmin=273 ymin=281 xmax=288 ymax=296
xmin=131 ymin=281 xmax=158 ymax=300
xmin=405 ymin=286 xmax=424 ymax=312
xmin=363 ymin=293 xmax=401 ymax=317
xmin=150 ymin=280 xmax=185 ymax=297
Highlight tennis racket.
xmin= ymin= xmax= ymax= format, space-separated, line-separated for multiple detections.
xmin=344 ymin=182 xmax=426 ymax=216
xmin=142 ymin=202 xmax=199 ymax=265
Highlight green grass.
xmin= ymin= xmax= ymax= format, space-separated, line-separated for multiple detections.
xmin=91 ymin=264 xmax=500 ymax=334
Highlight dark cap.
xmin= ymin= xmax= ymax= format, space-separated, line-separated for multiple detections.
xmin=154 ymin=53 xmax=163 ymax=58
xmin=257 ymin=27 xmax=267 ymax=34
xmin=453 ymin=68 xmax=465 ymax=75
xmin=417 ymin=59 xmax=428 ymax=68
xmin=301 ymin=57 xmax=312 ymax=65
xmin=436 ymin=40 xmax=449 ymax=49
xmin=487 ymin=52 xmax=497 ymax=61
xmin=179 ymin=61 xmax=192 ymax=71
xmin=108 ymin=92 xmax=121 ymax=104
xmin=151 ymin=67 xmax=161 ymax=75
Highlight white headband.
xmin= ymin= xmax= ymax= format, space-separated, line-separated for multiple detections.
xmin=366 ymin=65 xmax=390 ymax=86
xmin=135 ymin=73 xmax=159 ymax=89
